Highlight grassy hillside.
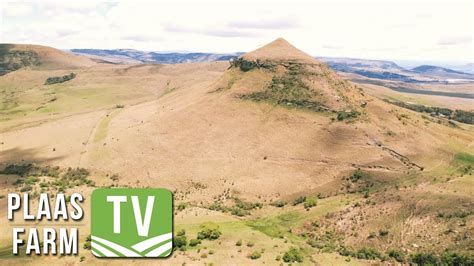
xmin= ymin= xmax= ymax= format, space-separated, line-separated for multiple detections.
xmin=0 ymin=44 xmax=95 ymax=76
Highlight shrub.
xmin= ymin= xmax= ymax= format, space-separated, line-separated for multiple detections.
xmin=0 ymin=163 xmax=59 ymax=177
xmin=197 ymin=223 xmax=222 ymax=240
xmin=388 ymin=249 xmax=405 ymax=262
xmin=250 ymin=251 xmax=261 ymax=260
xmin=240 ymin=60 xmax=258 ymax=72
xmin=83 ymin=241 xmax=91 ymax=250
xmin=363 ymin=190 xmax=370 ymax=198
xmin=303 ymin=196 xmax=317 ymax=209
xmin=83 ymin=235 xmax=91 ymax=250
xmin=173 ymin=235 xmax=187 ymax=248
xmin=292 ymin=196 xmax=306 ymax=206
xmin=189 ymin=239 xmax=201 ymax=247
xmin=230 ymin=207 xmax=250 ymax=217
xmin=207 ymin=202 xmax=226 ymax=212
xmin=235 ymin=240 xmax=242 ymax=246
xmin=379 ymin=229 xmax=389 ymax=237
xmin=1 ymin=163 xmax=34 ymax=176
xmin=349 ymin=170 xmax=366 ymax=182
xmin=176 ymin=229 xmax=186 ymax=236
xmin=454 ymin=110 xmax=474 ymax=124
xmin=109 ymin=174 xmax=119 ymax=181
xmin=20 ymin=185 xmax=32 ymax=192
xmin=63 ymin=167 xmax=90 ymax=181
xmin=355 ymin=247 xmax=381 ymax=260
xmin=282 ymin=248 xmax=304 ymax=263
xmin=231 ymin=58 xmax=258 ymax=72
xmin=339 ymin=246 xmax=354 ymax=257
xmin=305 ymin=230 xmax=339 ymax=252
xmin=25 ymin=177 xmax=39 ymax=185
xmin=45 ymin=73 xmax=76 ymax=85
xmin=337 ymin=110 xmax=360 ymax=121
xmin=411 ymin=252 xmax=440 ymax=265
xmin=246 ymin=241 xmax=254 ymax=247
xmin=234 ymin=198 xmax=262 ymax=210
xmin=441 ymin=252 xmax=473 ymax=265
xmin=177 ymin=202 xmax=187 ymax=211
xmin=270 ymin=200 xmax=287 ymax=207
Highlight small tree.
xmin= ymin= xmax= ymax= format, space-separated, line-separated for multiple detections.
xmin=189 ymin=239 xmax=201 ymax=247
xmin=282 ymin=248 xmax=304 ymax=263
xmin=388 ymin=249 xmax=405 ymax=262
xmin=270 ymin=200 xmax=287 ymax=207
xmin=250 ymin=251 xmax=262 ymax=260
xmin=411 ymin=252 xmax=440 ymax=265
xmin=379 ymin=229 xmax=389 ymax=237
xmin=304 ymin=196 xmax=317 ymax=209
xmin=292 ymin=196 xmax=306 ymax=206
xmin=197 ymin=223 xmax=222 ymax=240
xmin=174 ymin=235 xmax=187 ymax=249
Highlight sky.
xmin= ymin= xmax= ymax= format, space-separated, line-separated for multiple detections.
xmin=0 ymin=0 xmax=473 ymax=65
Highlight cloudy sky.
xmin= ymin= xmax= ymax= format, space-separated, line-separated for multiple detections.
xmin=1 ymin=0 xmax=472 ymax=64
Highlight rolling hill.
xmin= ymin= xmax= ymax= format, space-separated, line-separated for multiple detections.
xmin=0 ymin=44 xmax=96 ymax=75
xmin=412 ymin=65 xmax=474 ymax=79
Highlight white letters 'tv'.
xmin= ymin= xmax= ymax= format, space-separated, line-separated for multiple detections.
xmin=107 ymin=196 xmax=155 ymax=236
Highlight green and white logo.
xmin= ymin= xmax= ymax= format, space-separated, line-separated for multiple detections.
xmin=91 ymin=188 xmax=173 ymax=258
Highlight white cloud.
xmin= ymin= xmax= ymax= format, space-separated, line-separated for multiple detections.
xmin=2 ymin=2 xmax=33 ymax=17
xmin=164 ymin=24 xmax=259 ymax=38
xmin=122 ymin=34 xmax=163 ymax=42
xmin=227 ymin=17 xmax=300 ymax=29
xmin=0 ymin=0 xmax=472 ymax=63
xmin=437 ymin=36 xmax=472 ymax=46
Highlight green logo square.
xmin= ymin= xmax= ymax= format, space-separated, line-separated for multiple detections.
xmin=91 ymin=188 xmax=173 ymax=258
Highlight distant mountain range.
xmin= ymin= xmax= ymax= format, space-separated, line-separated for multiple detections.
xmin=411 ymin=65 xmax=474 ymax=80
xmin=70 ymin=48 xmax=474 ymax=83
xmin=70 ymin=49 xmax=242 ymax=64
xmin=450 ymin=63 xmax=474 ymax=74
xmin=318 ymin=57 xmax=474 ymax=83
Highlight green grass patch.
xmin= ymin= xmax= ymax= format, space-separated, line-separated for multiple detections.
xmin=248 ymin=195 xmax=353 ymax=241
xmin=93 ymin=110 xmax=121 ymax=143
xmin=247 ymin=211 xmax=301 ymax=239
xmin=451 ymin=152 xmax=474 ymax=175
xmin=454 ymin=152 xmax=474 ymax=165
